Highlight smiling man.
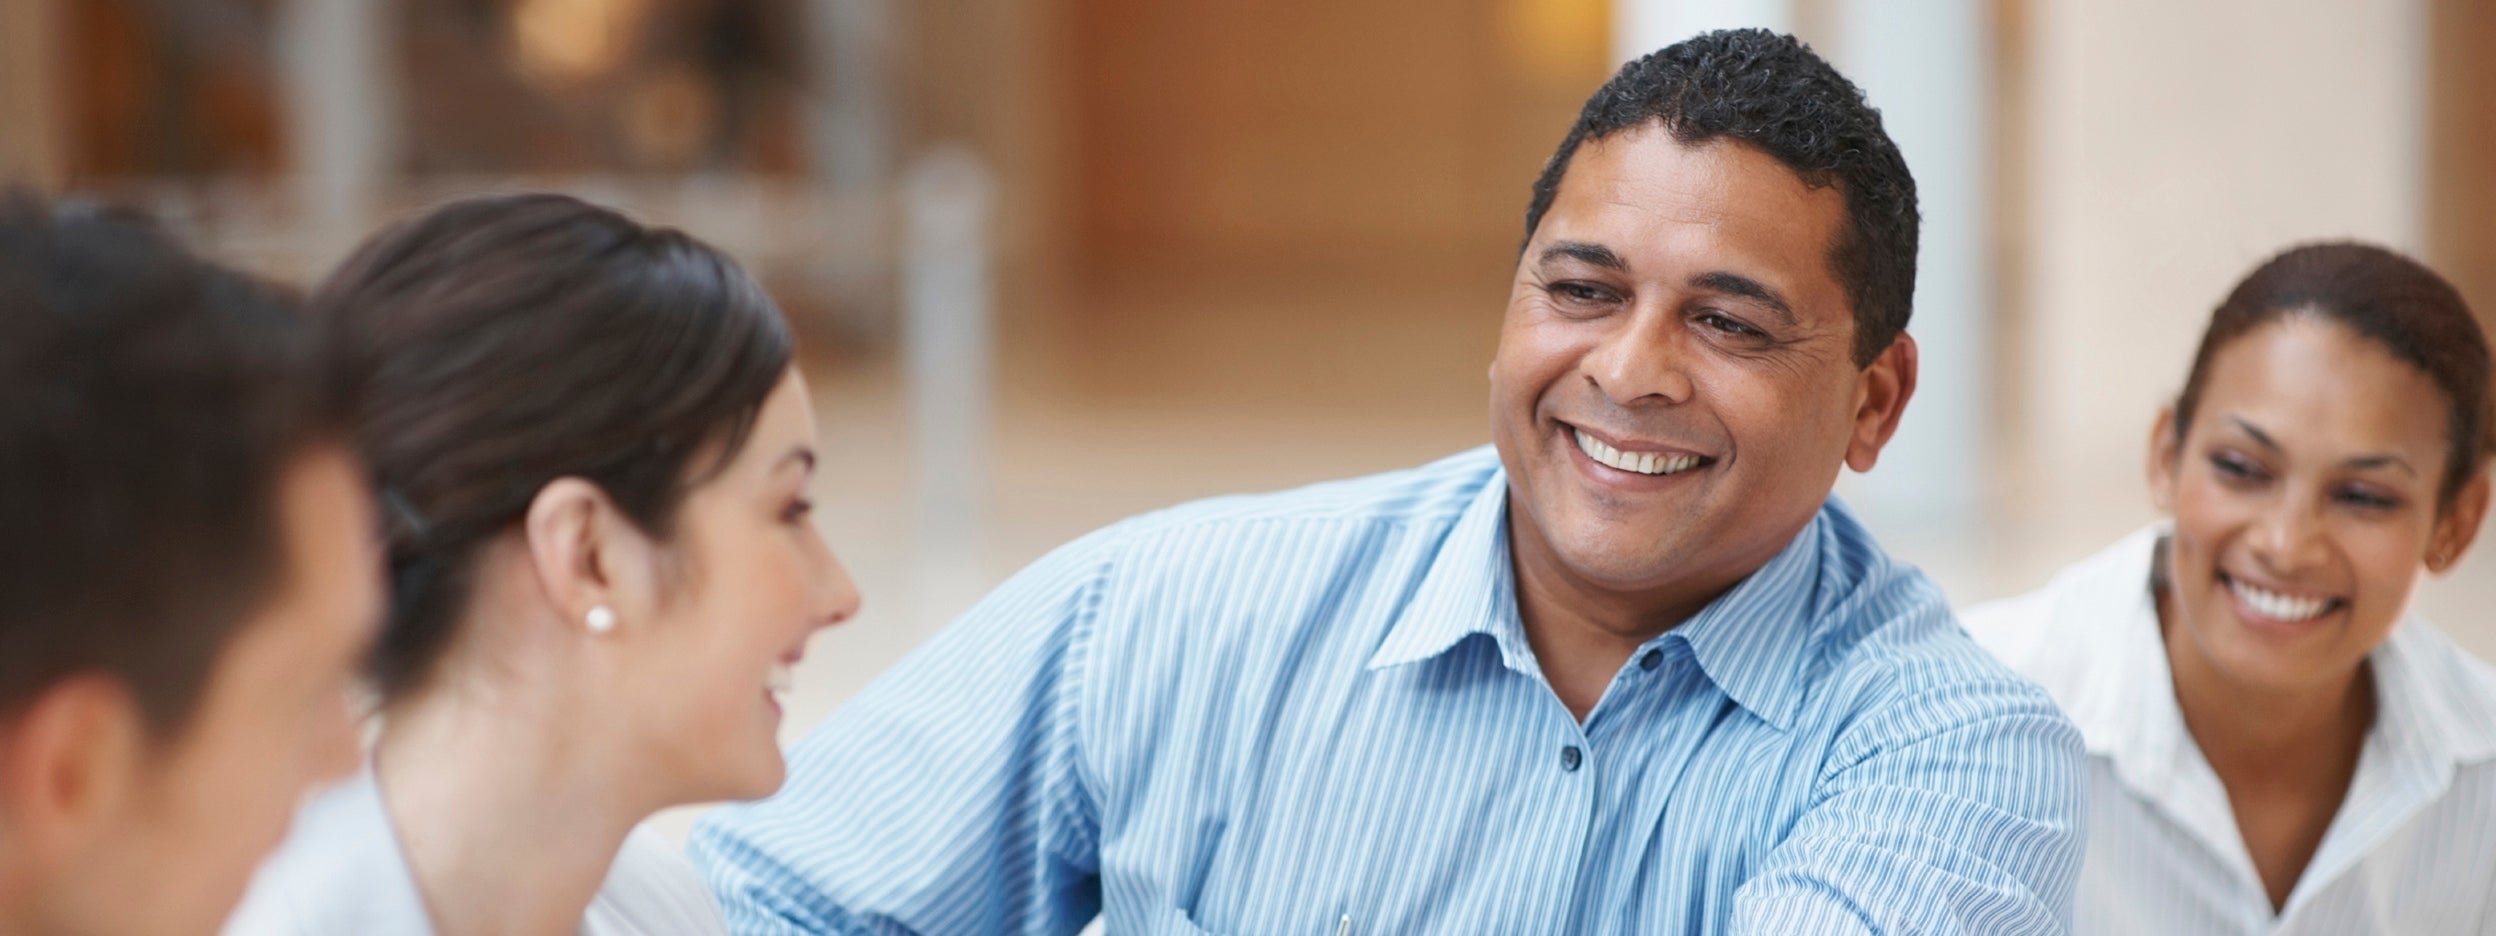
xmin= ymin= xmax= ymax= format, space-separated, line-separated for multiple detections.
xmin=697 ymin=30 xmax=2086 ymax=935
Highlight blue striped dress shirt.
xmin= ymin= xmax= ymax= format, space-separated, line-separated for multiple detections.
xmin=692 ymin=447 xmax=2087 ymax=934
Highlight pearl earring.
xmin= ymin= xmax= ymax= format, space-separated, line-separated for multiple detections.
xmin=585 ymin=605 xmax=617 ymax=634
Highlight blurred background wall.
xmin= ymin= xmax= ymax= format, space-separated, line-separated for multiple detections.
xmin=3 ymin=0 xmax=2492 ymax=831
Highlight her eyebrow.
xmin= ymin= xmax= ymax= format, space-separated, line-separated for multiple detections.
xmin=2226 ymin=416 xmax=2281 ymax=452
xmin=2342 ymin=453 xmax=2418 ymax=476
xmin=780 ymin=447 xmax=817 ymax=473
xmin=2227 ymin=416 xmax=2418 ymax=476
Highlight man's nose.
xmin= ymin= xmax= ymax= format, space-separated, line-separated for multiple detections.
xmin=1582 ymin=306 xmax=1694 ymax=406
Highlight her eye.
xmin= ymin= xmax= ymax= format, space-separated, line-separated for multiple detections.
xmin=783 ymin=499 xmax=815 ymax=523
xmin=2208 ymin=452 xmax=2265 ymax=481
xmin=2335 ymin=487 xmax=2401 ymax=510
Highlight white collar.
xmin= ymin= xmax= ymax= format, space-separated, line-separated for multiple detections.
xmin=2030 ymin=525 xmax=2496 ymax=771
xmin=2021 ymin=525 xmax=2496 ymax=908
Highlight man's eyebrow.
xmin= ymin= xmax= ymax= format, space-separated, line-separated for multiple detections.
xmin=1690 ymin=271 xmax=1796 ymax=327
xmin=1537 ymin=241 xmax=1627 ymax=272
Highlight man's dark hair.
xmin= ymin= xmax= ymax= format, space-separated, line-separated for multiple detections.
xmin=2173 ymin=241 xmax=2493 ymax=509
xmin=0 ymin=190 xmax=341 ymax=734
xmin=314 ymin=193 xmax=794 ymax=702
xmin=1523 ymin=29 xmax=1920 ymax=368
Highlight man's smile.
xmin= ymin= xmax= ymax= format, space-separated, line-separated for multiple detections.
xmin=1558 ymin=421 xmax=1719 ymax=487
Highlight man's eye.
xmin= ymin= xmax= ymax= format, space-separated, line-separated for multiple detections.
xmin=1697 ymin=312 xmax=1762 ymax=338
xmin=1550 ymin=282 xmax=1614 ymax=303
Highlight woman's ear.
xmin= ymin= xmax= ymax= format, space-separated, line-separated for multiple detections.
xmin=2147 ymin=407 xmax=2183 ymax=513
xmin=2428 ymin=468 xmax=2491 ymax=575
xmin=522 ymin=479 xmax=658 ymax=636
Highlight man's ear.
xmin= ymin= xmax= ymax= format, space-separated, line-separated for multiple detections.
xmin=1844 ymin=333 xmax=1919 ymax=473
xmin=0 ymin=676 xmax=146 ymax=872
xmin=522 ymin=478 xmax=658 ymax=636
xmin=2147 ymin=407 xmax=2183 ymax=513
xmin=2428 ymin=468 xmax=2491 ymax=575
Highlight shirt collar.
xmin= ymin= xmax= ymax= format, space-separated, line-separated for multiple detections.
xmin=2042 ymin=524 xmax=2496 ymax=774
xmin=1661 ymin=505 xmax=1827 ymax=731
xmin=2026 ymin=526 xmax=2187 ymax=777
xmin=237 ymin=765 xmax=437 ymax=936
xmin=2366 ymin=611 xmax=2496 ymax=767
xmin=1367 ymin=461 xmax=1832 ymax=731
xmin=1367 ymin=471 xmax=1527 ymax=673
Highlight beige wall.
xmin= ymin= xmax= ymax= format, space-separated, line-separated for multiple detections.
xmin=0 ymin=0 xmax=65 ymax=189
xmin=2428 ymin=0 xmax=2496 ymax=342
xmin=2000 ymin=0 xmax=2494 ymax=659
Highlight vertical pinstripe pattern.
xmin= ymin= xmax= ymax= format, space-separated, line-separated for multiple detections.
xmin=694 ymin=447 xmax=2088 ymax=935
xmin=1963 ymin=526 xmax=2496 ymax=935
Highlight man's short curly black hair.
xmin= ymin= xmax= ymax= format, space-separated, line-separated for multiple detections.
xmin=1523 ymin=29 xmax=1919 ymax=368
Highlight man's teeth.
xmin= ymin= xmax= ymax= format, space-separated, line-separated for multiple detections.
xmin=1574 ymin=429 xmax=1702 ymax=476
xmin=767 ymin=663 xmax=794 ymax=697
xmin=2228 ymin=578 xmax=2333 ymax=622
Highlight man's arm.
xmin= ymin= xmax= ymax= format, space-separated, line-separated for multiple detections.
xmin=690 ymin=530 xmax=1120 ymax=936
xmin=1731 ymin=673 xmax=2089 ymax=935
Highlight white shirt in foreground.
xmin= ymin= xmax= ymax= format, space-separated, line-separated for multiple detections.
xmin=1962 ymin=526 xmax=2496 ymax=935
xmin=220 ymin=766 xmax=728 ymax=936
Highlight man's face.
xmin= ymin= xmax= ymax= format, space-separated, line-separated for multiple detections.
xmin=43 ymin=448 xmax=379 ymax=935
xmin=1490 ymin=124 xmax=1912 ymax=617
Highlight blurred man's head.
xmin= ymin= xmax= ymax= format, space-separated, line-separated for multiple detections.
xmin=1492 ymin=30 xmax=1922 ymax=624
xmin=0 ymin=193 xmax=380 ymax=935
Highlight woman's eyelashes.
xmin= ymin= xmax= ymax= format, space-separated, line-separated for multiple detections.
xmin=782 ymin=497 xmax=814 ymax=523
xmin=2332 ymin=484 xmax=2401 ymax=512
xmin=2209 ymin=450 xmax=2267 ymax=484
xmin=2206 ymin=449 xmax=2410 ymax=513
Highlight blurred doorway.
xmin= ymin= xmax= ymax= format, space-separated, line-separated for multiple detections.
xmin=1036 ymin=0 xmax=1610 ymax=416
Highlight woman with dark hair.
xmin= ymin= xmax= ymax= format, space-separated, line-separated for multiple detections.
xmin=1965 ymin=242 xmax=2496 ymax=934
xmin=223 ymin=194 xmax=859 ymax=935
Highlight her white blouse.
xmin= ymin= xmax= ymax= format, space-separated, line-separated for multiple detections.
xmin=219 ymin=767 xmax=728 ymax=936
xmin=1962 ymin=526 xmax=2496 ymax=935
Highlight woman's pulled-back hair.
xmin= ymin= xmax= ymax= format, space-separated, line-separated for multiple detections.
xmin=314 ymin=193 xmax=793 ymax=701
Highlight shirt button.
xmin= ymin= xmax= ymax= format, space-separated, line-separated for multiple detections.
xmin=1559 ymin=745 xmax=1583 ymax=772
xmin=1639 ymin=649 xmax=1664 ymax=672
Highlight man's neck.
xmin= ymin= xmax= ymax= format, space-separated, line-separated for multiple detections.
xmin=1506 ymin=516 xmax=1746 ymax=723
xmin=375 ymin=656 xmax=655 ymax=936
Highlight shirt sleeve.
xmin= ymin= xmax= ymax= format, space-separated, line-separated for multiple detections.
xmin=1729 ymin=671 xmax=2089 ymax=935
xmin=689 ymin=529 xmax=1118 ymax=936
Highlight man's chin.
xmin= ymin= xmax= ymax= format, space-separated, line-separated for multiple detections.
xmin=1541 ymin=524 xmax=1696 ymax=590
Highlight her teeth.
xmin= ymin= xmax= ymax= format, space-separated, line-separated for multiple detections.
xmin=2228 ymin=579 xmax=2330 ymax=622
xmin=1573 ymin=429 xmax=1702 ymax=476
xmin=767 ymin=663 xmax=794 ymax=695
